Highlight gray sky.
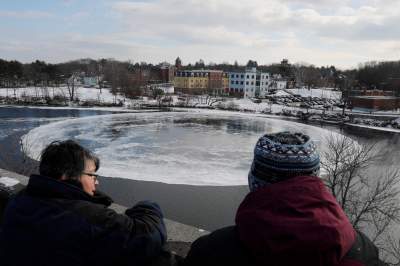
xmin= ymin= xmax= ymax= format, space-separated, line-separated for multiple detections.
xmin=1 ymin=0 xmax=399 ymax=69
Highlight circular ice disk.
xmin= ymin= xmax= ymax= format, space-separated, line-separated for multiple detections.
xmin=23 ymin=111 xmax=343 ymax=186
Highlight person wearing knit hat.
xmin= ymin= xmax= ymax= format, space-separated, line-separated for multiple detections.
xmin=184 ymin=131 xmax=384 ymax=266
xmin=248 ymin=131 xmax=320 ymax=191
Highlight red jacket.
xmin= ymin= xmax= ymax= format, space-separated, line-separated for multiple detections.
xmin=236 ymin=176 xmax=356 ymax=266
xmin=184 ymin=176 xmax=384 ymax=266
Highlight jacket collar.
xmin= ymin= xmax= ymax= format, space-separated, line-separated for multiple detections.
xmin=26 ymin=174 xmax=113 ymax=206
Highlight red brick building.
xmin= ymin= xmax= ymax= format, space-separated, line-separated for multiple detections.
xmin=208 ymin=70 xmax=224 ymax=90
xmin=159 ymin=63 xmax=175 ymax=83
xmin=349 ymin=96 xmax=400 ymax=111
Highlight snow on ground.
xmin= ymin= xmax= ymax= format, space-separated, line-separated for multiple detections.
xmin=0 ymin=87 xmax=125 ymax=103
xmin=2 ymin=87 xmax=399 ymax=134
xmin=227 ymin=98 xmax=271 ymax=112
xmin=375 ymin=110 xmax=400 ymax=115
xmin=286 ymin=87 xmax=342 ymax=99
xmin=274 ymin=90 xmax=291 ymax=97
xmin=219 ymin=98 xmax=323 ymax=114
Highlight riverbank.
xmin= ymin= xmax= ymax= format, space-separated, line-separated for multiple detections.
xmin=1 ymin=86 xmax=399 ymax=133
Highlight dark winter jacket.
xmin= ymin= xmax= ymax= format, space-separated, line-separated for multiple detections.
xmin=0 ymin=174 xmax=167 ymax=266
xmin=185 ymin=176 xmax=384 ymax=266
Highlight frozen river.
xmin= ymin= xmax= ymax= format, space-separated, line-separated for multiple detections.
xmin=1 ymin=106 xmax=399 ymax=230
xmin=23 ymin=111 xmax=345 ymax=186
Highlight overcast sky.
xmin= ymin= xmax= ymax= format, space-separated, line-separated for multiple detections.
xmin=1 ymin=0 xmax=399 ymax=69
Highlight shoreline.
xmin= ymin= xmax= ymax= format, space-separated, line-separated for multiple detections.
xmin=2 ymin=103 xmax=399 ymax=134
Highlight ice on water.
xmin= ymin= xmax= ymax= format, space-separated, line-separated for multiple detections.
xmin=23 ymin=111 xmax=344 ymax=186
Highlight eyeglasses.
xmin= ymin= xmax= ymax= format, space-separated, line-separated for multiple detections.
xmin=82 ymin=172 xmax=99 ymax=181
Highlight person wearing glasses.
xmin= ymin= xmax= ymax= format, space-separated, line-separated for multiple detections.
xmin=0 ymin=140 xmax=167 ymax=266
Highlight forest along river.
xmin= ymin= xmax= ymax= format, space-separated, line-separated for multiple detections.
xmin=1 ymin=106 xmax=399 ymax=231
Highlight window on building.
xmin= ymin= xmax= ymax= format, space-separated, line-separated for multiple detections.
xmin=240 ymin=88 xmax=243 ymax=92
xmin=246 ymin=81 xmax=249 ymax=85
xmin=231 ymin=80 xmax=234 ymax=84
xmin=236 ymin=74 xmax=239 ymax=78
xmin=252 ymin=75 xmax=254 ymax=79
xmin=236 ymin=81 xmax=239 ymax=84
xmin=241 ymin=81 xmax=244 ymax=85
xmin=241 ymin=74 xmax=244 ymax=78
xmin=251 ymin=81 xmax=254 ymax=85
xmin=246 ymin=75 xmax=249 ymax=78
xmin=231 ymin=74 xmax=234 ymax=78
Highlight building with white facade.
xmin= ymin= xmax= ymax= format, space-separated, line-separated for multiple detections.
xmin=83 ymin=76 xmax=99 ymax=88
xmin=229 ymin=67 xmax=257 ymax=98
xmin=259 ymin=72 xmax=273 ymax=98
xmin=228 ymin=68 xmax=279 ymax=98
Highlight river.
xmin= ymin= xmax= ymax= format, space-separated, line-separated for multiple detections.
xmin=0 ymin=106 xmax=399 ymax=230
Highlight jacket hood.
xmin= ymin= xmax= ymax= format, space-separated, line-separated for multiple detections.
xmin=235 ymin=176 xmax=355 ymax=266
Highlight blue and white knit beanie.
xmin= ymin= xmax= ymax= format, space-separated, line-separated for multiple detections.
xmin=248 ymin=131 xmax=320 ymax=192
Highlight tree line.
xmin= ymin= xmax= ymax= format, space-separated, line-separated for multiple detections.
xmin=1 ymin=57 xmax=400 ymax=96
xmin=0 ymin=58 xmax=165 ymax=99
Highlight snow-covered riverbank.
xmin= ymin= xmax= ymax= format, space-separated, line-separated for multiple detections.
xmin=2 ymin=86 xmax=399 ymax=133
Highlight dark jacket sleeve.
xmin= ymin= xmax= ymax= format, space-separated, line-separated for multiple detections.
xmin=125 ymin=200 xmax=167 ymax=245
xmin=184 ymin=226 xmax=255 ymax=266
xmin=79 ymin=200 xmax=167 ymax=265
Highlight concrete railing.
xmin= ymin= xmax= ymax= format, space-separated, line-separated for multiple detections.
xmin=0 ymin=168 xmax=209 ymax=257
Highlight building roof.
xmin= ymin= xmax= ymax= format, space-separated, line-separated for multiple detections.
xmin=351 ymin=96 xmax=399 ymax=100
xmin=176 ymin=69 xmax=222 ymax=73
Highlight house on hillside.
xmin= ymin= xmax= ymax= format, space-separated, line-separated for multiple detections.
xmin=83 ymin=76 xmax=100 ymax=88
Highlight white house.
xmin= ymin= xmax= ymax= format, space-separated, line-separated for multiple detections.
xmin=83 ymin=76 xmax=99 ymax=88
xmin=243 ymin=67 xmax=257 ymax=98
xmin=259 ymin=73 xmax=273 ymax=97
xmin=276 ymin=80 xmax=287 ymax=90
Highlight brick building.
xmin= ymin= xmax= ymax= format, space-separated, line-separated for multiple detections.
xmin=174 ymin=70 xmax=226 ymax=95
xmin=349 ymin=96 xmax=400 ymax=111
xmin=159 ymin=62 xmax=175 ymax=83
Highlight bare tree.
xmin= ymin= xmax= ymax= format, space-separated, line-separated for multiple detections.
xmin=321 ymin=134 xmax=400 ymax=263
xmin=204 ymin=95 xmax=221 ymax=106
xmin=293 ymin=64 xmax=307 ymax=87
xmin=152 ymin=88 xmax=165 ymax=107
xmin=67 ymin=73 xmax=79 ymax=102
